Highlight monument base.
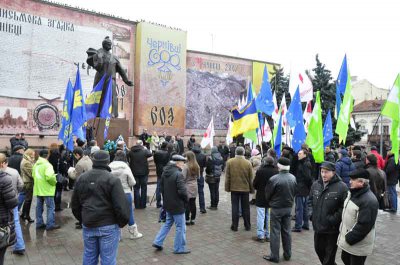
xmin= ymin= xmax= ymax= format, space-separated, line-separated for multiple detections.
xmin=88 ymin=118 xmax=129 ymax=147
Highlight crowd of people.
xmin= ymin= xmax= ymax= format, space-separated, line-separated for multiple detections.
xmin=0 ymin=130 xmax=398 ymax=265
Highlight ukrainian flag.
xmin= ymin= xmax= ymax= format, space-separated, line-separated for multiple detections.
xmin=86 ymin=74 xmax=106 ymax=120
xmin=231 ymin=99 xmax=260 ymax=137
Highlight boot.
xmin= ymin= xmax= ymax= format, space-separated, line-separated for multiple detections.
xmin=128 ymin=224 xmax=143 ymax=239
xmin=22 ymin=201 xmax=34 ymax=223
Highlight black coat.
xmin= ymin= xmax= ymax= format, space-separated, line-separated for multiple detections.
xmin=0 ymin=171 xmax=18 ymax=246
xmin=253 ymin=164 xmax=278 ymax=207
xmin=265 ymin=170 xmax=297 ymax=208
xmin=295 ymin=158 xmax=313 ymax=196
xmin=365 ymin=164 xmax=386 ymax=201
xmin=385 ymin=155 xmax=399 ymax=186
xmin=218 ymin=144 xmax=230 ymax=161
xmin=352 ymin=159 xmax=365 ymax=170
xmin=324 ymin=151 xmax=336 ymax=163
xmin=160 ymin=162 xmax=188 ymax=215
xmin=128 ymin=145 xmax=152 ymax=176
xmin=310 ymin=174 xmax=348 ymax=234
xmin=7 ymin=153 xmax=23 ymax=174
xmin=153 ymin=150 xmax=170 ymax=178
xmin=71 ymin=165 xmax=130 ymax=228
xmin=176 ymin=139 xmax=184 ymax=155
xmin=192 ymin=146 xmax=206 ymax=177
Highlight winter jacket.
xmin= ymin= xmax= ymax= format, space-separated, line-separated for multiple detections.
xmin=160 ymin=162 xmax=188 ymax=215
xmin=253 ymin=164 xmax=278 ymax=208
xmin=229 ymin=146 xmax=236 ymax=158
xmin=192 ymin=146 xmax=206 ymax=177
xmin=352 ymin=159 xmax=365 ymax=170
xmin=187 ymin=139 xmax=195 ymax=150
xmin=225 ymin=156 xmax=254 ymax=193
xmin=265 ymin=170 xmax=296 ymax=209
xmin=324 ymin=151 xmax=336 ymax=163
xmin=310 ymin=174 xmax=349 ymax=234
xmin=250 ymin=155 xmax=262 ymax=174
xmin=335 ymin=156 xmax=355 ymax=185
xmin=32 ymin=157 xmax=57 ymax=196
xmin=128 ymin=145 xmax=152 ymax=176
xmin=384 ymin=154 xmax=400 ymax=186
xmin=371 ymin=150 xmax=385 ymax=169
xmin=0 ymin=171 xmax=18 ymax=247
xmin=10 ymin=137 xmax=28 ymax=150
xmin=7 ymin=153 xmax=23 ymax=174
xmin=365 ymin=164 xmax=386 ymax=201
xmin=153 ymin=149 xmax=170 ymax=178
xmin=182 ymin=165 xmax=199 ymax=198
xmin=176 ymin=139 xmax=184 ymax=155
xmin=71 ymin=165 xmax=130 ymax=228
xmin=218 ymin=144 xmax=230 ymax=162
xmin=295 ymin=157 xmax=313 ymax=197
xmin=48 ymin=151 xmax=61 ymax=174
xmin=150 ymin=135 xmax=160 ymax=151
xmin=337 ymin=185 xmax=379 ymax=256
xmin=20 ymin=154 xmax=34 ymax=184
xmin=1 ymin=167 xmax=23 ymax=195
xmin=205 ymin=150 xmax=224 ymax=183
xmin=109 ymin=161 xmax=136 ymax=193
xmin=73 ymin=156 xmax=93 ymax=180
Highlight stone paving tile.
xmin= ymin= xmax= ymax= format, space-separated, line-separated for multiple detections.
xmin=4 ymin=174 xmax=399 ymax=264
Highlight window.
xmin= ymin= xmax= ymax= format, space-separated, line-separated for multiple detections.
xmin=372 ymin=125 xmax=379 ymax=135
xmin=383 ymin=125 xmax=389 ymax=135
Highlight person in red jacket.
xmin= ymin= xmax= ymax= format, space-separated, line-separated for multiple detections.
xmin=370 ymin=146 xmax=385 ymax=170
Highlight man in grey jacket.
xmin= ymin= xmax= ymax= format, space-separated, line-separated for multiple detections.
xmin=264 ymin=157 xmax=297 ymax=263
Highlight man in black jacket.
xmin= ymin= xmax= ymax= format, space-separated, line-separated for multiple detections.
xmin=293 ymin=149 xmax=313 ymax=232
xmin=384 ymin=152 xmax=399 ymax=212
xmin=7 ymin=145 xmax=25 ymax=174
xmin=154 ymin=142 xmax=171 ymax=208
xmin=310 ymin=161 xmax=348 ymax=265
xmin=264 ymin=157 xmax=296 ymax=263
xmin=71 ymin=150 xmax=129 ymax=265
xmin=192 ymin=144 xmax=207 ymax=213
xmin=152 ymin=155 xmax=190 ymax=254
xmin=128 ymin=140 xmax=152 ymax=209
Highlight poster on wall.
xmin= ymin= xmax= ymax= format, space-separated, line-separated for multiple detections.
xmin=134 ymin=22 xmax=187 ymax=135
xmin=0 ymin=0 xmax=135 ymax=135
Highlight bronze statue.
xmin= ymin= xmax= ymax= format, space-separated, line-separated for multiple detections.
xmin=86 ymin=36 xmax=133 ymax=118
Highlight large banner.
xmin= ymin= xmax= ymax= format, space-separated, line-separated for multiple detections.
xmin=0 ymin=0 xmax=135 ymax=135
xmin=134 ymin=22 xmax=187 ymax=135
xmin=252 ymin=62 xmax=276 ymax=94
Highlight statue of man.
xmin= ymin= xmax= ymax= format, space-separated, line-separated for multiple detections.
xmin=86 ymin=36 xmax=133 ymax=118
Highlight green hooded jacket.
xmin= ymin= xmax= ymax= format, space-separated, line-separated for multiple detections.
xmin=33 ymin=157 xmax=57 ymax=196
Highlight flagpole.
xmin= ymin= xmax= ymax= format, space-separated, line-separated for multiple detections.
xmin=258 ymin=123 xmax=264 ymax=157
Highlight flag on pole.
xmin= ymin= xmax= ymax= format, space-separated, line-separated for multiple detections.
xmin=289 ymin=70 xmax=313 ymax=102
xmin=201 ymin=116 xmax=215 ymax=148
xmin=231 ymin=100 xmax=260 ymax=137
xmin=323 ymin=110 xmax=333 ymax=149
xmin=262 ymin=120 xmax=272 ymax=143
xmin=58 ymin=80 xmax=74 ymax=151
xmin=335 ymin=64 xmax=353 ymax=144
xmin=71 ymin=68 xmax=87 ymax=141
xmin=305 ymin=91 xmax=324 ymax=163
xmin=85 ymin=74 xmax=106 ymax=120
xmin=246 ymin=81 xmax=254 ymax=104
xmin=272 ymin=91 xmax=279 ymax=121
xmin=99 ymin=77 xmax=113 ymax=139
xmin=335 ymin=55 xmax=348 ymax=118
xmin=255 ymin=65 xmax=275 ymax=115
xmin=279 ymin=93 xmax=288 ymax=131
xmin=287 ymin=87 xmax=306 ymax=152
xmin=292 ymin=119 xmax=306 ymax=153
xmin=381 ymin=74 xmax=400 ymax=163
xmin=274 ymin=110 xmax=283 ymax=158
xmin=303 ymin=100 xmax=312 ymax=132
xmin=226 ymin=118 xmax=233 ymax=146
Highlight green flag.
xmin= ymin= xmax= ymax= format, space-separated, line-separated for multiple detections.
xmin=381 ymin=74 xmax=400 ymax=163
xmin=335 ymin=69 xmax=353 ymax=144
xmin=243 ymin=129 xmax=258 ymax=144
xmin=305 ymin=91 xmax=324 ymax=163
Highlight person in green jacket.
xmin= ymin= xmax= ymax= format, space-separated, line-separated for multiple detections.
xmin=32 ymin=149 xmax=60 ymax=231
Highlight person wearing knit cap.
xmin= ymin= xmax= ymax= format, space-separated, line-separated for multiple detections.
xmin=264 ymin=157 xmax=296 ymax=263
xmin=338 ymin=168 xmax=379 ymax=265
xmin=8 ymin=145 xmax=25 ymax=174
xmin=71 ymin=150 xmax=130 ymax=264
xmin=310 ymin=161 xmax=348 ymax=265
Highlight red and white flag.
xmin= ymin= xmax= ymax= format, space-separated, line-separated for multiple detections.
xmin=201 ymin=117 xmax=215 ymax=148
xmin=303 ymin=100 xmax=312 ymax=132
xmin=272 ymin=91 xmax=279 ymax=121
xmin=280 ymin=93 xmax=288 ymax=130
xmin=226 ymin=118 xmax=233 ymax=146
xmin=289 ymin=70 xmax=313 ymax=102
xmin=261 ymin=121 xmax=272 ymax=143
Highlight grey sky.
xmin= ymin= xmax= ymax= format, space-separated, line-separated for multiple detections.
xmin=58 ymin=0 xmax=400 ymax=89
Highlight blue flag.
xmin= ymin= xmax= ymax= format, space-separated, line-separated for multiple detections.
xmin=255 ymin=65 xmax=275 ymax=115
xmin=58 ymin=80 xmax=74 ymax=151
xmin=246 ymin=81 xmax=254 ymax=104
xmin=292 ymin=120 xmax=306 ymax=153
xmin=86 ymin=74 xmax=106 ymax=120
xmin=323 ymin=110 xmax=333 ymax=149
xmin=100 ymin=77 xmax=113 ymax=139
xmin=71 ymin=68 xmax=87 ymax=141
xmin=286 ymin=86 xmax=303 ymax=128
xmin=274 ymin=112 xmax=283 ymax=158
xmin=336 ymin=55 xmax=348 ymax=117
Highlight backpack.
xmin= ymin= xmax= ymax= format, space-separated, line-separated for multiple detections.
xmin=213 ymin=159 xmax=223 ymax=177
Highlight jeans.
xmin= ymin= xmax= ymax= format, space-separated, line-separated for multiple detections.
xmin=36 ymin=196 xmax=55 ymax=229
xmin=256 ymin=207 xmax=269 ymax=239
xmin=185 ymin=198 xmax=196 ymax=221
xmin=208 ymin=179 xmax=220 ymax=208
xmin=134 ymin=175 xmax=148 ymax=209
xmin=197 ymin=175 xmax=205 ymax=210
xmin=13 ymin=206 xmax=25 ymax=251
xmin=388 ymin=185 xmax=398 ymax=211
xmin=294 ymin=196 xmax=309 ymax=229
xmin=231 ymin=192 xmax=250 ymax=229
xmin=270 ymin=207 xmax=292 ymax=261
xmin=153 ymin=212 xmax=187 ymax=253
xmin=125 ymin=193 xmax=135 ymax=226
xmin=82 ymin=224 xmax=120 ymax=265
xmin=18 ymin=192 xmax=25 ymax=211
xmin=156 ymin=177 xmax=162 ymax=207
xmin=54 ymin=183 xmax=63 ymax=209
xmin=314 ymin=233 xmax=339 ymax=265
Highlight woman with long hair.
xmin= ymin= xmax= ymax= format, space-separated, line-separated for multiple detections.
xmin=205 ymin=147 xmax=224 ymax=210
xmin=20 ymin=148 xmax=36 ymax=222
xmin=183 ymin=151 xmax=200 ymax=225
xmin=48 ymin=143 xmax=63 ymax=211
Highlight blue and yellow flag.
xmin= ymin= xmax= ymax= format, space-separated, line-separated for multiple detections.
xmin=100 ymin=77 xmax=113 ymax=139
xmin=71 ymin=68 xmax=87 ymax=141
xmin=58 ymin=80 xmax=74 ymax=151
xmin=231 ymin=99 xmax=259 ymax=137
xmin=86 ymin=75 xmax=106 ymax=120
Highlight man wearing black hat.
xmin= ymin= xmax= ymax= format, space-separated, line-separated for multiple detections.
xmin=8 ymin=145 xmax=25 ymax=174
xmin=263 ymin=157 xmax=296 ymax=263
xmin=338 ymin=168 xmax=379 ymax=265
xmin=71 ymin=150 xmax=129 ymax=264
xmin=310 ymin=161 xmax=348 ymax=265
xmin=153 ymin=155 xmax=190 ymax=254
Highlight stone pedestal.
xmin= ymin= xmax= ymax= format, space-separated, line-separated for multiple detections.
xmin=89 ymin=118 xmax=129 ymax=147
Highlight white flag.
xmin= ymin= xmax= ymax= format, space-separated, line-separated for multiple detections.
xmin=201 ymin=117 xmax=215 ymax=148
xmin=303 ymin=100 xmax=312 ymax=132
xmin=226 ymin=118 xmax=233 ymax=146
xmin=280 ymin=93 xmax=288 ymax=131
xmin=272 ymin=91 xmax=279 ymax=121
xmin=262 ymin=121 xmax=272 ymax=142
xmin=289 ymin=70 xmax=313 ymax=102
